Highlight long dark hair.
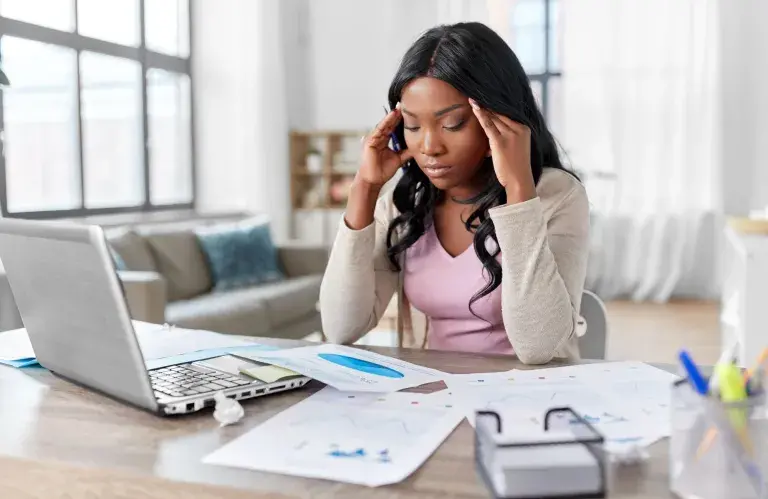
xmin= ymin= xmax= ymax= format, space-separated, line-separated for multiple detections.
xmin=386 ymin=22 xmax=574 ymax=317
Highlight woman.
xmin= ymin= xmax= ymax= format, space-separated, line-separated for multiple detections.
xmin=319 ymin=22 xmax=590 ymax=364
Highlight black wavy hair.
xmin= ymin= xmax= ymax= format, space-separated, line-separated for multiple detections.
xmin=386 ymin=22 xmax=574 ymax=317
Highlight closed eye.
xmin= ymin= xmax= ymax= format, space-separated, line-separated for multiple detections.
xmin=404 ymin=125 xmax=420 ymax=132
xmin=444 ymin=120 xmax=466 ymax=132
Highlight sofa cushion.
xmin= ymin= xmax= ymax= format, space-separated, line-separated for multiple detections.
xmin=195 ymin=217 xmax=284 ymax=291
xmin=165 ymin=275 xmax=321 ymax=336
xmin=105 ymin=228 xmax=157 ymax=272
xmin=140 ymin=230 xmax=213 ymax=302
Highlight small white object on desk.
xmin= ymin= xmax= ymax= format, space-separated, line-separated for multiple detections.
xmin=212 ymin=391 xmax=244 ymax=426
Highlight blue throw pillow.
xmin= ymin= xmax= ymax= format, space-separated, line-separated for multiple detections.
xmin=196 ymin=218 xmax=284 ymax=291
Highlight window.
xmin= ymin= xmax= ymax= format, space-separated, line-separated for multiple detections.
xmin=511 ymin=0 xmax=560 ymax=129
xmin=0 ymin=0 xmax=194 ymax=218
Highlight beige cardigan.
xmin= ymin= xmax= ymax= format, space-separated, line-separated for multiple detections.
xmin=318 ymin=168 xmax=590 ymax=364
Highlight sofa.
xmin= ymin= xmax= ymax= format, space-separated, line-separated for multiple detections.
xmin=104 ymin=214 xmax=329 ymax=339
xmin=0 ymin=213 xmax=329 ymax=340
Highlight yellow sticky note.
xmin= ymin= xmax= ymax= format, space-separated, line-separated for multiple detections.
xmin=239 ymin=364 xmax=302 ymax=383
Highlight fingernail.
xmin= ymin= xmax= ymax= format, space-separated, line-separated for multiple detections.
xmin=468 ymin=98 xmax=479 ymax=109
xmin=395 ymin=101 xmax=402 ymax=110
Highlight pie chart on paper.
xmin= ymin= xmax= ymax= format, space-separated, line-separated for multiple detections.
xmin=317 ymin=353 xmax=405 ymax=378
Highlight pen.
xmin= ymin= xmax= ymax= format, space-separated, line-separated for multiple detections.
xmin=383 ymin=106 xmax=402 ymax=152
xmin=744 ymin=347 xmax=768 ymax=382
xmin=678 ymin=350 xmax=709 ymax=396
xmin=697 ymin=361 xmax=753 ymax=459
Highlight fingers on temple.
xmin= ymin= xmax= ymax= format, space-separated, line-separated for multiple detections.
xmin=469 ymin=99 xmax=500 ymax=140
xmin=368 ymin=109 xmax=401 ymax=146
xmin=493 ymin=113 xmax=530 ymax=136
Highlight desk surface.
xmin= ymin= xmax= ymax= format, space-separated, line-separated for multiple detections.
xmin=0 ymin=340 xmax=674 ymax=499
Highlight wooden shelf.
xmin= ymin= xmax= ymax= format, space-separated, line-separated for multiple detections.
xmin=293 ymin=170 xmax=324 ymax=177
xmin=289 ymin=129 xmax=366 ymax=210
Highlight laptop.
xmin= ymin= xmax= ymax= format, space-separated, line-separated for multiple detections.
xmin=0 ymin=217 xmax=311 ymax=416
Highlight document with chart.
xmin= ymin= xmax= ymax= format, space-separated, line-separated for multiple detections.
xmin=236 ymin=344 xmax=446 ymax=392
xmin=444 ymin=361 xmax=677 ymax=452
xmin=203 ymin=387 xmax=464 ymax=486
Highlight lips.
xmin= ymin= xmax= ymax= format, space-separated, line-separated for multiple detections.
xmin=422 ymin=160 xmax=452 ymax=178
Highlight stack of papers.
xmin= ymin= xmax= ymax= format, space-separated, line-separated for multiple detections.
xmin=202 ymin=349 xmax=677 ymax=488
xmin=0 ymin=321 xmax=277 ymax=369
xmin=0 ymin=328 xmax=36 ymax=367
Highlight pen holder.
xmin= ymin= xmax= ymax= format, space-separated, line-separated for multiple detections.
xmin=670 ymin=379 xmax=768 ymax=499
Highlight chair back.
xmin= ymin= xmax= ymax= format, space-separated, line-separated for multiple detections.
xmin=578 ymin=290 xmax=608 ymax=359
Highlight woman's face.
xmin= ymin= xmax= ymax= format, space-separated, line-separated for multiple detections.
xmin=400 ymin=77 xmax=490 ymax=191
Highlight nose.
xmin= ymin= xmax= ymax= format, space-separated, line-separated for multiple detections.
xmin=420 ymin=128 xmax=447 ymax=157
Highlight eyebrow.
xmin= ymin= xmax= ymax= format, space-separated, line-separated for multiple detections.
xmin=401 ymin=103 xmax=466 ymax=118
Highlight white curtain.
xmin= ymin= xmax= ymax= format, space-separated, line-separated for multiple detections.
xmin=558 ymin=0 xmax=722 ymax=301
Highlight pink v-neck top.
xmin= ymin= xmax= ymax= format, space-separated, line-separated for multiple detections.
xmin=403 ymin=223 xmax=513 ymax=355
xmin=319 ymin=168 xmax=591 ymax=364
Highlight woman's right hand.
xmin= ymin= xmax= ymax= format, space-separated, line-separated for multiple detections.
xmin=356 ymin=104 xmax=413 ymax=188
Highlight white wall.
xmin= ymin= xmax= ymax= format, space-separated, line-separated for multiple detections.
xmin=719 ymin=0 xmax=768 ymax=216
xmin=746 ymin=1 xmax=768 ymax=213
xmin=305 ymin=0 xmax=441 ymax=130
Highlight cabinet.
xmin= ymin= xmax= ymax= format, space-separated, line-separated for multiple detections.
xmin=720 ymin=223 xmax=768 ymax=367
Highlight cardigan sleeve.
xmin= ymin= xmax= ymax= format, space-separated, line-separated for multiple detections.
xmin=318 ymin=196 xmax=399 ymax=345
xmin=488 ymin=182 xmax=590 ymax=364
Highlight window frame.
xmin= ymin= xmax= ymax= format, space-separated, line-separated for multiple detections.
xmin=0 ymin=0 xmax=196 ymax=219
xmin=526 ymin=0 xmax=560 ymax=119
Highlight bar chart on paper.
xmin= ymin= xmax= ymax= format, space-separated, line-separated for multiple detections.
xmin=203 ymin=387 xmax=464 ymax=487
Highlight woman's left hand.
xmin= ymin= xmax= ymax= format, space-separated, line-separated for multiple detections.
xmin=469 ymin=98 xmax=537 ymax=203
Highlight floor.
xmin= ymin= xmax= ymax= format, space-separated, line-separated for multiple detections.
xmin=310 ymin=300 xmax=722 ymax=366
xmin=603 ymin=300 xmax=720 ymax=365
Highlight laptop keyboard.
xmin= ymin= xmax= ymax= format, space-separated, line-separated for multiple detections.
xmin=149 ymin=363 xmax=252 ymax=399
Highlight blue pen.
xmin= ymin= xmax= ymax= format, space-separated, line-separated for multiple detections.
xmin=383 ymin=106 xmax=402 ymax=152
xmin=679 ymin=350 xmax=709 ymax=395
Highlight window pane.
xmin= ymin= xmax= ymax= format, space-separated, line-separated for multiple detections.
xmin=145 ymin=0 xmax=190 ymax=57
xmin=0 ymin=0 xmax=75 ymax=31
xmin=549 ymin=0 xmax=561 ymax=72
xmin=513 ymin=27 xmax=545 ymax=74
xmin=513 ymin=0 xmax=546 ymax=27
xmin=147 ymin=69 xmax=192 ymax=204
xmin=1 ymin=37 xmax=80 ymax=212
xmin=77 ymin=0 xmax=139 ymax=46
xmin=80 ymin=52 xmax=144 ymax=208
xmin=510 ymin=0 xmax=546 ymax=73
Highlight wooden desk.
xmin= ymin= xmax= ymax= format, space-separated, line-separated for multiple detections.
xmin=0 ymin=341 xmax=675 ymax=498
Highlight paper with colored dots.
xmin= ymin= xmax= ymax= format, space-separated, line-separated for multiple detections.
xmin=443 ymin=361 xmax=678 ymax=453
